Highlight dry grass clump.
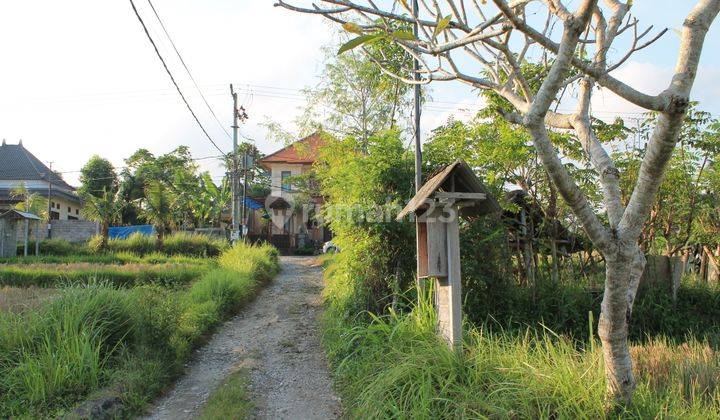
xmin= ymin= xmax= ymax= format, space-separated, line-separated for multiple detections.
xmin=0 ymin=286 xmax=57 ymax=314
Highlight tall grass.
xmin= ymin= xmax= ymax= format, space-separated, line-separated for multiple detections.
xmin=0 ymin=285 xmax=133 ymax=415
xmin=0 ymin=242 xmax=279 ymax=417
xmin=322 ymin=259 xmax=720 ymax=419
xmin=90 ymin=232 xmax=228 ymax=257
xmin=0 ymin=251 xmax=210 ymax=266
xmin=0 ymin=263 xmax=207 ymax=288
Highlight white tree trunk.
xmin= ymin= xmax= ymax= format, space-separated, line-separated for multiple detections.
xmin=598 ymin=244 xmax=644 ymax=403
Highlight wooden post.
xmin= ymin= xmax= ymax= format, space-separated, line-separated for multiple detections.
xmin=435 ymin=210 xmax=462 ymax=348
xmin=35 ymin=220 xmax=40 ymax=256
xmin=0 ymin=220 xmax=5 ymax=258
xmin=397 ymin=160 xmax=500 ymax=351
xmin=24 ymin=219 xmax=29 ymax=257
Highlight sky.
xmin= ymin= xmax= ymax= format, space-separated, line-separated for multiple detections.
xmin=0 ymin=0 xmax=718 ymax=187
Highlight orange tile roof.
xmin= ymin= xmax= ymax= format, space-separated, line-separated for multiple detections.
xmin=259 ymin=133 xmax=326 ymax=170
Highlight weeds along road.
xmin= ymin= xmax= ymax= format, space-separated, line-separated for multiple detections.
xmin=145 ymin=256 xmax=341 ymax=419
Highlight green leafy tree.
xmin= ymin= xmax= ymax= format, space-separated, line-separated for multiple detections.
xmin=120 ymin=146 xmax=201 ymax=226
xmin=316 ymin=130 xmax=416 ymax=314
xmin=303 ymin=48 xmax=413 ymax=143
xmin=79 ymin=156 xmax=118 ymax=198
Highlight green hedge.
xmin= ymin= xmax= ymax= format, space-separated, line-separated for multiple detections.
xmin=0 ymin=242 xmax=279 ymax=417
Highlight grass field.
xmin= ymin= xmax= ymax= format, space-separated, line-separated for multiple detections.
xmin=321 ymin=258 xmax=720 ymax=419
xmin=0 ymin=242 xmax=279 ymax=418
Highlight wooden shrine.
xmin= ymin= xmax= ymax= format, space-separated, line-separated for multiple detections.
xmin=397 ymin=160 xmax=500 ymax=347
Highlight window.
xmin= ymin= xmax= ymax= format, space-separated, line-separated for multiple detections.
xmin=68 ymin=206 xmax=71 ymax=213
xmin=281 ymin=171 xmax=292 ymax=192
xmin=76 ymin=209 xmax=79 ymax=215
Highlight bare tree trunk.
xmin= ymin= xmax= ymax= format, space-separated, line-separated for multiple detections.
xmin=101 ymin=221 xmax=110 ymax=250
xmin=598 ymin=246 xmax=645 ymax=404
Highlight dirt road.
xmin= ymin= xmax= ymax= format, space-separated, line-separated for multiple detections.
xmin=145 ymin=256 xmax=341 ymax=419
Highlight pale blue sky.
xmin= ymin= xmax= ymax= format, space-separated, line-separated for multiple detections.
xmin=0 ymin=0 xmax=717 ymax=186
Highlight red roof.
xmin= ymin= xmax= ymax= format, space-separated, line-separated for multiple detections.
xmin=259 ymin=133 xmax=326 ymax=170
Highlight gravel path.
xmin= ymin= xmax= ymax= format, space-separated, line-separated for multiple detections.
xmin=144 ymin=256 xmax=341 ymax=420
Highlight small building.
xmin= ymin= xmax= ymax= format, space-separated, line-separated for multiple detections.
xmin=0 ymin=209 xmax=43 ymax=257
xmin=258 ymin=133 xmax=329 ymax=251
xmin=0 ymin=140 xmax=83 ymax=220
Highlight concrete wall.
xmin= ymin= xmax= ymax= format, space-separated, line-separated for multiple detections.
xmin=49 ymin=220 xmax=99 ymax=243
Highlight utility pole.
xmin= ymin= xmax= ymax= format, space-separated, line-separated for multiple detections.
xmin=412 ymin=0 xmax=425 ymax=291
xmin=230 ymin=84 xmax=239 ymax=242
xmin=240 ymin=149 xmax=249 ymax=240
xmin=412 ymin=0 xmax=422 ymax=192
xmin=46 ymin=161 xmax=53 ymax=239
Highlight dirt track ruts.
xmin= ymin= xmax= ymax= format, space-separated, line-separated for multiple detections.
xmin=144 ymin=256 xmax=341 ymax=419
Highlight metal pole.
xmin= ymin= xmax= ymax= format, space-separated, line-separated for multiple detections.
xmin=413 ymin=0 xmax=422 ymax=192
xmin=230 ymin=84 xmax=239 ymax=242
xmin=46 ymin=162 xmax=53 ymax=239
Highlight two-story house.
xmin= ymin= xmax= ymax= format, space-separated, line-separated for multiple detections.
xmin=258 ymin=133 xmax=328 ymax=250
xmin=0 ymin=140 xmax=83 ymax=220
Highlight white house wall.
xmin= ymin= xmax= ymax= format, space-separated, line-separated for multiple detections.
xmin=269 ymin=163 xmax=309 ymax=199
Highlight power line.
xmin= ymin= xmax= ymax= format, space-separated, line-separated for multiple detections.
xmin=145 ymin=0 xmax=233 ymax=141
xmin=128 ymin=0 xmax=227 ymax=157
xmin=56 ymin=154 xmax=225 ymax=175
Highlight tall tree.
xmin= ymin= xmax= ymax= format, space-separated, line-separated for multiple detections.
xmin=79 ymin=156 xmax=118 ymax=198
xmin=303 ymin=48 xmax=413 ymax=143
xmin=279 ymin=0 xmax=720 ymax=403
xmin=119 ymin=147 xmax=201 ymax=226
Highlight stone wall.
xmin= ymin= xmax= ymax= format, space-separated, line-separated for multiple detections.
xmin=49 ymin=220 xmax=99 ymax=243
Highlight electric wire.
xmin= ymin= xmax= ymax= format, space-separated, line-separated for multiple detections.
xmin=128 ymin=0 xmax=227 ymax=157
xmin=145 ymin=0 xmax=233 ymax=141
